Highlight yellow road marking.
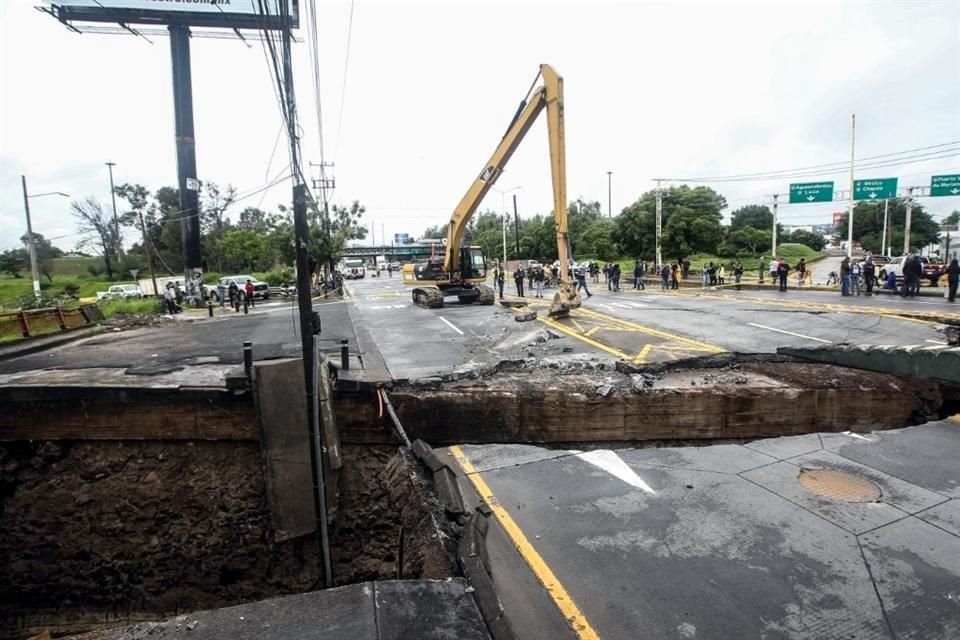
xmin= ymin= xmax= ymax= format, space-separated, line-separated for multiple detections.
xmin=570 ymin=317 xmax=586 ymax=333
xmin=574 ymin=307 xmax=726 ymax=354
xmin=450 ymin=446 xmax=601 ymax=640
xmin=537 ymin=315 xmax=632 ymax=360
xmin=633 ymin=343 xmax=653 ymax=364
xmin=584 ymin=326 xmax=600 ymax=337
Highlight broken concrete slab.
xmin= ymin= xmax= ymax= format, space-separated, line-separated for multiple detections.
xmin=514 ymin=311 xmax=537 ymax=322
xmin=65 ymin=579 xmax=490 ymax=640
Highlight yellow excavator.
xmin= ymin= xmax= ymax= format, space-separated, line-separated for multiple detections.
xmin=403 ymin=64 xmax=581 ymax=318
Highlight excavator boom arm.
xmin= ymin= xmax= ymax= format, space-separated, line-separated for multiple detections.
xmin=444 ymin=65 xmax=570 ymax=289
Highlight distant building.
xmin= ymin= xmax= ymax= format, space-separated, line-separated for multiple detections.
xmin=832 ymin=211 xmax=845 ymax=230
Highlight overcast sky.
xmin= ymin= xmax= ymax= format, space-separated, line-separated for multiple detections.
xmin=2 ymin=0 xmax=959 ymax=253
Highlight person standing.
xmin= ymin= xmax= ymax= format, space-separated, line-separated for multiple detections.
xmin=850 ymin=260 xmax=862 ymax=296
xmin=840 ymin=257 xmax=852 ymax=296
xmin=671 ymin=263 xmax=679 ymax=289
xmin=795 ymin=259 xmax=807 ymax=287
xmin=245 ymin=279 xmax=255 ymax=307
xmin=633 ymin=261 xmax=643 ymax=290
xmin=163 ymin=284 xmax=176 ymax=314
xmin=770 ymin=258 xmax=779 ymax=285
xmin=682 ymin=257 xmax=691 ymax=280
xmin=701 ymin=263 xmax=710 ymax=289
xmin=758 ymin=257 xmax=766 ymax=284
xmin=862 ymin=258 xmax=876 ymax=296
xmin=717 ymin=264 xmax=726 ymax=286
xmin=513 ymin=269 xmax=525 ymax=297
xmin=777 ymin=258 xmax=789 ymax=292
xmin=496 ymin=268 xmax=505 ymax=299
xmin=534 ymin=266 xmax=545 ymax=298
xmin=946 ymin=258 xmax=959 ymax=302
xmin=228 ymin=280 xmax=239 ymax=310
xmin=661 ymin=264 xmax=671 ymax=290
xmin=387 ymin=264 xmax=393 ymax=278
xmin=575 ymin=265 xmax=592 ymax=297
xmin=613 ymin=263 xmax=623 ymax=292
xmin=732 ymin=260 xmax=743 ymax=291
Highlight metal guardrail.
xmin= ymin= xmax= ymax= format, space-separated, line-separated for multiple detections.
xmin=0 ymin=304 xmax=102 ymax=341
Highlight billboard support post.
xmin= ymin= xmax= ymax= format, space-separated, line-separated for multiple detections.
xmin=169 ymin=24 xmax=202 ymax=298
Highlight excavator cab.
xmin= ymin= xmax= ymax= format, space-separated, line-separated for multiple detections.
xmin=460 ymin=247 xmax=487 ymax=281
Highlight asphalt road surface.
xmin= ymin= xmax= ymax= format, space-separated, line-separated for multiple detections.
xmin=344 ymin=274 xmax=957 ymax=379
xmin=443 ymin=420 xmax=960 ymax=640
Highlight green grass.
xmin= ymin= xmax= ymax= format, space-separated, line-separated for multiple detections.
xmin=0 ymin=274 xmax=118 ymax=310
xmin=97 ymin=297 xmax=163 ymax=319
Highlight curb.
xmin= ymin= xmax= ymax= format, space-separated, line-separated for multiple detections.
xmin=458 ymin=510 xmax=514 ymax=640
xmin=0 ymin=326 xmax=104 ymax=361
xmin=411 ymin=439 xmax=465 ymax=517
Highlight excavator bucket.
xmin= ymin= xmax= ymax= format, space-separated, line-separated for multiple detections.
xmin=548 ymin=284 xmax=582 ymax=318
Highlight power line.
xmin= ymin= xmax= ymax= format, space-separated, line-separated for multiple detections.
xmin=333 ymin=0 xmax=356 ymax=164
xmin=664 ymin=141 xmax=960 ymax=182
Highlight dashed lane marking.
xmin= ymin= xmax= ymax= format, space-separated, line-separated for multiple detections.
xmin=450 ymin=446 xmax=601 ymax=640
xmin=632 ymin=344 xmax=653 ymax=364
xmin=746 ymin=322 xmax=833 ymax=344
xmin=439 ymin=316 xmax=464 ymax=335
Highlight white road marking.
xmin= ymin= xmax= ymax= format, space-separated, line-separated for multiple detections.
xmin=612 ymin=302 xmax=633 ymax=309
xmin=926 ymin=339 xmax=949 ymax=345
xmin=573 ymin=449 xmax=656 ymax=495
xmin=747 ymin=322 xmax=832 ymax=344
xmin=439 ymin=316 xmax=464 ymax=335
xmin=842 ymin=431 xmax=878 ymax=442
xmin=596 ymin=303 xmax=615 ymax=311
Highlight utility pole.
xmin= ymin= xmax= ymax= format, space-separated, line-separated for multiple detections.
xmin=280 ymin=10 xmax=332 ymax=588
xmin=904 ymin=187 xmax=914 ymax=255
xmin=513 ymin=193 xmax=520 ymax=256
xmin=21 ymin=176 xmax=41 ymax=302
xmin=137 ymin=209 xmax=159 ymax=296
xmin=105 ymin=161 xmax=121 ymax=256
xmin=771 ymin=194 xmax=779 ymax=257
xmin=847 ymin=113 xmax=855 ymax=258
xmin=881 ymin=199 xmax=889 ymax=256
xmin=655 ymin=178 xmax=663 ymax=268
xmin=607 ymin=171 xmax=612 ymax=218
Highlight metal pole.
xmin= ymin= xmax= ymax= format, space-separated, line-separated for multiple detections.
xmin=847 ymin=113 xmax=855 ymax=258
xmin=607 ymin=171 xmax=612 ymax=218
xmin=881 ymin=199 xmax=889 ymax=256
xmin=21 ymin=176 xmax=41 ymax=302
xmin=772 ymin=194 xmax=779 ymax=257
xmin=513 ymin=193 xmax=521 ymax=256
xmin=904 ymin=187 xmax=914 ymax=255
xmin=106 ymin=161 xmax=121 ymax=256
xmin=312 ymin=336 xmax=333 ymax=587
xmin=169 ymin=25 xmax=202 ymax=295
xmin=137 ymin=209 xmax=160 ymax=296
xmin=502 ymin=192 xmax=507 ymax=265
xmin=281 ymin=13 xmax=331 ymax=588
xmin=655 ymin=179 xmax=663 ymax=268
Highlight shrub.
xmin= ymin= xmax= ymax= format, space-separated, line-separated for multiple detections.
xmin=263 ymin=267 xmax=294 ymax=286
xmin=61 ymin=281 xmax=81 ymax=298
xmin=86 ymin=262 xmax=104 ymax=277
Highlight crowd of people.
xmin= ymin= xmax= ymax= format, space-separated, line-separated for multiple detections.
xmin=490 ymin=254 xmax=960 ymax=303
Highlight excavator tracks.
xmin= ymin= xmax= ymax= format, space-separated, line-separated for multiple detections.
xmin=475 ymin=284 xmax=495 ymax=305
xmin=412 ymin=286 xmax=445 ymax=309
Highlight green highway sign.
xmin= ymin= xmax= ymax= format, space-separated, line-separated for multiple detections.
xmin=853 ymin=177 xmax=897 ymax=200
xmin=789 ymin=181 xmax=834 ymax=204
xmin=931 ymin=174 xmax=960 ymax=197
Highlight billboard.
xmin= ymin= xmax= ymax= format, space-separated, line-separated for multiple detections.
xmin=394 ymin=233 xmax=410 ymax=245
xmin=45 ymin=0 xmax=299 ymax=30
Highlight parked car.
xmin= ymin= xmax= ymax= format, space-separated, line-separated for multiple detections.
xmin=96 ymin=284 xmax=143 ymax=300
xmin=217 ymin=275 xmax=270 ymax=300
xmin=881 ymin=256 xmax=942 ymax=286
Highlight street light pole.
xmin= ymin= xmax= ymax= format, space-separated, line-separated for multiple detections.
xmin=20 ymin=177 xmax=70 ymax=303
xmin=105 ymin=161 xmax=121 ymax=255
xmin=21 ymin=176 xmax=41 ymax=302
xmin=607 ymin=171 xmax=612 ymax=218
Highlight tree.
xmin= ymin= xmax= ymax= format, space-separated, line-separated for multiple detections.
xmin=618 ymin=185 xmax=726 ymax=258
xmin=519 ymin=215 xmax=558 ymax=262
xmin=221 ymin=229 xmax=269 ymax=271
xmin=154 ymin=187 xmax=184 ymax=273
xmin=730 ymin=205 xmax=773 ymax=231
xmin=944 ymin=210 xmax=960 ymax=226
xmin=421 ymin=224 xmax=448 ymax=240
xmin=0 ymin=248 xmax=27 ymax=278
xmin=834 ymin=198 xmax=939 ymax=254
xmin=309 ymin=200 xmax=368 ymax=274
xmin=72 ymin=198 xmax=121 ymax=279
xmin=786 ymin=229 xmax=826 ymax=251
xmin=578 ymin=218 xmax=618 ymax=261
xmin=568 ymin=200 xmax=602 ymax=254
xmin=728 ymin=226 xmax=770 ymax=256
xmin=19 ymin=232 xmax=62 ymax=281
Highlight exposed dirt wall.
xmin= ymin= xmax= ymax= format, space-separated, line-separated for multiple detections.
xmin=0 ymin=440 xmax=319 ymax=640
xmin=330 ymin=445 xmax=456 ymax=585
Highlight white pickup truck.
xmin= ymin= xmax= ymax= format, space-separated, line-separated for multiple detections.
xmin=96 ymin=284 xmax=144 ymax=300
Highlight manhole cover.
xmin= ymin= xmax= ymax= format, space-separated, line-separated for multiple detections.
xmin=798 ymin=468 xmax=881 ymax=502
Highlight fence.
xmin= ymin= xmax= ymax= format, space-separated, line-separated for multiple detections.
xmin=0 ymin=304 xmax=103 ymax=341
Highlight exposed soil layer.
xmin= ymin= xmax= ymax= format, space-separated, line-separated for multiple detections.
xmin=335 ymin=356 xmax=950 ymax=444
xmin=0 ymin=440 xmax=319 ymax=640
xmin=330 ymin=445 xmax=456 ymax=585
